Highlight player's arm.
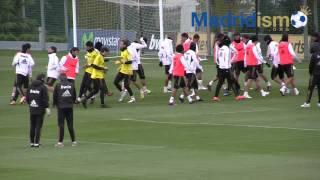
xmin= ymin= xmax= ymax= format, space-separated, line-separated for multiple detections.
xmin=41 ymin=86 xmax=49 ymax=109
xmin=288 ymin=43 xmax=301 ymax=63
xmin=253 ymin=46 xmax=266 ymax=64
xmin=92 ymin=56 xmax=106 ymax=70
xmin=12 ymin=54 xmax=19 ymax=67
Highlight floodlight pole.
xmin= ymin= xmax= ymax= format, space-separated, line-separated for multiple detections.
xmin=40 ymin=0 xmax=46 ymax=50
xmin=314 ymin=0 xmax=318 ymax=31
xmin=72 ymin=0 xmax=77 ymax=47
xmin=159 ymin=0 xmax=164 ymax=41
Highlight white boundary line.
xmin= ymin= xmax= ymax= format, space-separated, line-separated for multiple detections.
xmin=118 ymin=118 xmax=320 ymax=132
xmin=0 ymin=136 xmax=165 ymax=149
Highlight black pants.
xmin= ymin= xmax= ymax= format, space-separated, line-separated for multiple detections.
xmin=86 ymin=78 xmax=107 ymax=105
xmin=57 ymin=108 xmax=76 ymax=143
xmin=306 ymin=75 xmax=320 ymax=103
xmin=30 ymin=113 xmax=44 ymax=144
xmin=215 ymin=69 xmax=240 ymax=97
xmin=114 ymin=72 xmax=133 ymax=96
xmin=79 ymin=72 xmax=93 ymax=98
xmin=186 ymin=73 xmax=198 ymax=90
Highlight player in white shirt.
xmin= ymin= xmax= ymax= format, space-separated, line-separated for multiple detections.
xmin=192 ymin=34 xmax=207 ymax=90
xmin=129 ymin=37 xmax=151 ymax=96
xmin=158 ymin=37 xmax=174 ymax=93
xmin=182 ymin=42 xmax=203 ymax=103
xmin=10 ymin=43 xmax=35 ymax=105
xmin=212 ymin=36 xmax=245 ymax=101
xmin=264 ymin=35 xmax=285 ymax=87
xmin=46 ymin=46 xmax=59 ymax=91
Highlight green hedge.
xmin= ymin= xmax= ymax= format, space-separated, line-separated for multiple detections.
xmin=0 ymin=33 xmax=67 ymax=43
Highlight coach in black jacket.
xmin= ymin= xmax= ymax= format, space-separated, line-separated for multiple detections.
xmin=53 ymin=73 xmax=77 ymax=147
xmin=26 ymin=73 xmax=50 ymax=148
xmin=301 ymin=41 xmax=320 ymax=107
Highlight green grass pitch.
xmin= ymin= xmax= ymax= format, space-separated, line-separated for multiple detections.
xmin=0 ymin=50 xmax=320 ymax=180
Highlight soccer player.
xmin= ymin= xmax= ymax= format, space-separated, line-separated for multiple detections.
xmin=158 ymin=37 xmax=174 ymax=93
xmin=278 ymin=33 xmax=301 ymax=96
xmin=114 ymin=39 xmax=136 ymax=103
xmin=243 ymin=36 xmax=269 ymax=98
xmin=77 ymin=41 xmax=99 ymax=103
xmin=26 ymin=73 xmax=50 ymax=148
xmin=230 ymin=33 xmax=246 ymax=83
xmin=46 ymin=46 xmax=59 ymax=92
xmin=128 ymin=38 xmax=147 ymax=99
xmin=168 ymin=44 xmax=189 ymax=105
xmin=181 ymin=33 xmax=192 ymax=52
xmin=81 ymin=47 xmax=109 ymax=108
xmin=53 ymin=73 xmax=77 ymax=147
xmin=264 ymin=35 xmax=284 ymax=86
xmin=183 ymin=42 xmax=203 ymax=103
xmin=212 ymin=36 xmax=245 ymax=101
xmin=192 ymin=34 xmax=207 ymax=90
xmin=129 ymin=37 xmax=151 ymax=94
xmin=59 ymin=47 xmax=80 ymax=83
xmin=301 ymin=40 xmax=320 ymax=108
xmin=11 ymin=43 xmax=35 ymax=105
xmin=207 ymin=33 xmax=224 ymax=91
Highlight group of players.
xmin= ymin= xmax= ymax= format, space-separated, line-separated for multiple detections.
xmin=160 ymin=32 xmax=302 ymax=105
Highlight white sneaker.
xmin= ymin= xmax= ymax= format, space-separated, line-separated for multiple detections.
xmin=294 ymin=88 xmax=300 ymax=96
xmin=169 ymin=97 xmax=175 ymax=105
xmin=280 ymin=86 xmax=286 ymax=96
xmin=301 ymin=103 xmax=311 ymax=108
xmin=144 ymin=89 xmax=152 ymax=94
xmin=55 ymin=142 xmax=64 ymax=148
xmin=19 ymin=96 xmax=26 ymax=104
xmin=261 ymin=90 xmax=269 ymax=97
xmin=163 ymin=87 xmax=168 ymax=93
xmin=140 ymin=89 xmax=145 ymax=99
xmin=199 ymin=85 xmax=208 ymax=90
xmin=118 ymin=91 xmax=128 ymax=102
xmin=77 ymin=97 xmax=81 ymax=102
xmin=72 ymin=141 xmax=78 ymax=146
xmin=128 ymin=97 xmax=136 ymax=103
xmin=187 ymin=95 xmax=193 ymax=104
xmin=243 ymin=92 xmax=252 ymax=99
xmin=317 ymin=103 xmax=320 ymax=108
xmin=190 ymin=89 xmax=195 ymax=96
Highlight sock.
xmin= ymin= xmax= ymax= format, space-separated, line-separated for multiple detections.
xmin=281 ymin=82 xmax=285 ymax=87
xmin=267 ymin=81 xmax=271 ymax=86
xmin=244 ymin=82 xmax=248 ymax=87
xmin=244 ymin=91 xmax=248 ymax=96
xmin=223 ymin=84 xmax=227 ymax=90
xmin=169 ymin=96 xmax=174 ymax=103
xmin=196 ymin=96 xmax=201 ymax=100
xmin=187 ymin=95 xmax=193 ymax=102
xmin=198 ymin=80 xmax=203 ymax=86
xmin=209 ymin=80 xmax=213 ymax=86
xmin=167 ymin=81 xmax=172 ymax=89
xmin=143 ymin=86 xmax=147 ymax=90
xmin=179 ymin=94 xmax=184 ymax=99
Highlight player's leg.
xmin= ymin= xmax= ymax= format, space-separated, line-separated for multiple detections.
xmin=124 ymin=74 xmax=135 ymax=103
xmin=191 ymin=74 xmax=202 ymax=102
xmin=10 ymin=80 xmax=19 ymax=104
xmin=131 ymin=71 xmax=144 ymax=99
xmin=213 ymin=69 xmax=225 ymax=101
xmin=169 ymin=76 xmax=179 ymax=105
xmin=34 ymin=114 xmax=44 ymax=147
xmin=56 ymin=108 xmax=65 ymax=147
xmin=16 ymin=74 xmax=26 ymax=103
xmin=29 ymin=114 xmax=36 ymax=147
xmin=99 ymin=79 xmax=107 ymax=107
xmin=257 ymin=64 xmax=271 ymax=91
xmin=138 ymin=64 xmax=151 ymax=94
xmin=301 ymin=76 xmax=315 ymax=107
xmin=65 ymin=108 xmax=76 ymax=144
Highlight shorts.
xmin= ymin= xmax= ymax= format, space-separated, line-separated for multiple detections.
xmin=46 ymin=77 xmax=56 ymax=86
xmin=186 ymin=73 xmax=198 ymax=90
xmin=196 ymin=68 xmax=202 ymax=74
xmin=164 ymin=65 xmax=171 ymax=75
xmin=271 ymin=66 xmax=284 ymax=80
xmin=16 ymin=74 xmax=29 ymax=89
xmin=256 ymin=64 xmax=264 ymax=74
xmin=173 ymin=76 xmax=186 ymax=89
xmin=233 ymin=61 xmax=247 ymax=75
xmin=137 ymin=64 xmax=146 ymax=79
xmin=247 ymin=66 xmax=259 ymax=80
xmin=279 ymin=64 xmax=294 ymax=78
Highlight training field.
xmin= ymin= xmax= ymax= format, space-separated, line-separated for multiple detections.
xmin=0 ymin=50 xmax=319 ymax=180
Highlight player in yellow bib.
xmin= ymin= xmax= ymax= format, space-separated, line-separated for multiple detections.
xmin=80 ymin=46 xmax=109 ymax=108
xmin=114 ymin=39 xmax=136 ymax=103
xmin=77 ymin=41 xmax=99 ymax=103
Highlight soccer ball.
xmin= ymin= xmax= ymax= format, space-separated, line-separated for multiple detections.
xmin=291 ymin=11 xmax=308 ymax=28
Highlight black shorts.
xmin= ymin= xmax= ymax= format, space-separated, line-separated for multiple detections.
xmin=233 ymin=61 xmax=247 ymax=75
xmin=164 ymin=65 xmax=171 ymax=75
xmin=16 ymin=74 xmax=29 ymax=89
xmin=256 ymin=64 xmax=264 ymax=74
xmin=279 ymin=64 xmax=294 ymax=78
xmin=271 ymin=66 xmax=284 ymax=80
xmin=46 ymin=77 xmax=56 ymax=86
xmin=186 ymin=73 xmax=198 ymax=90
xmin=196 ymin=68 xmax=202 ymax=74
xmin=137 ymin=64 xmax=146 ymax=79
xmin=247 ymin=66 xmax=259 ymax=80
xmin=173 ymin=76 xmax=186 ymax=89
